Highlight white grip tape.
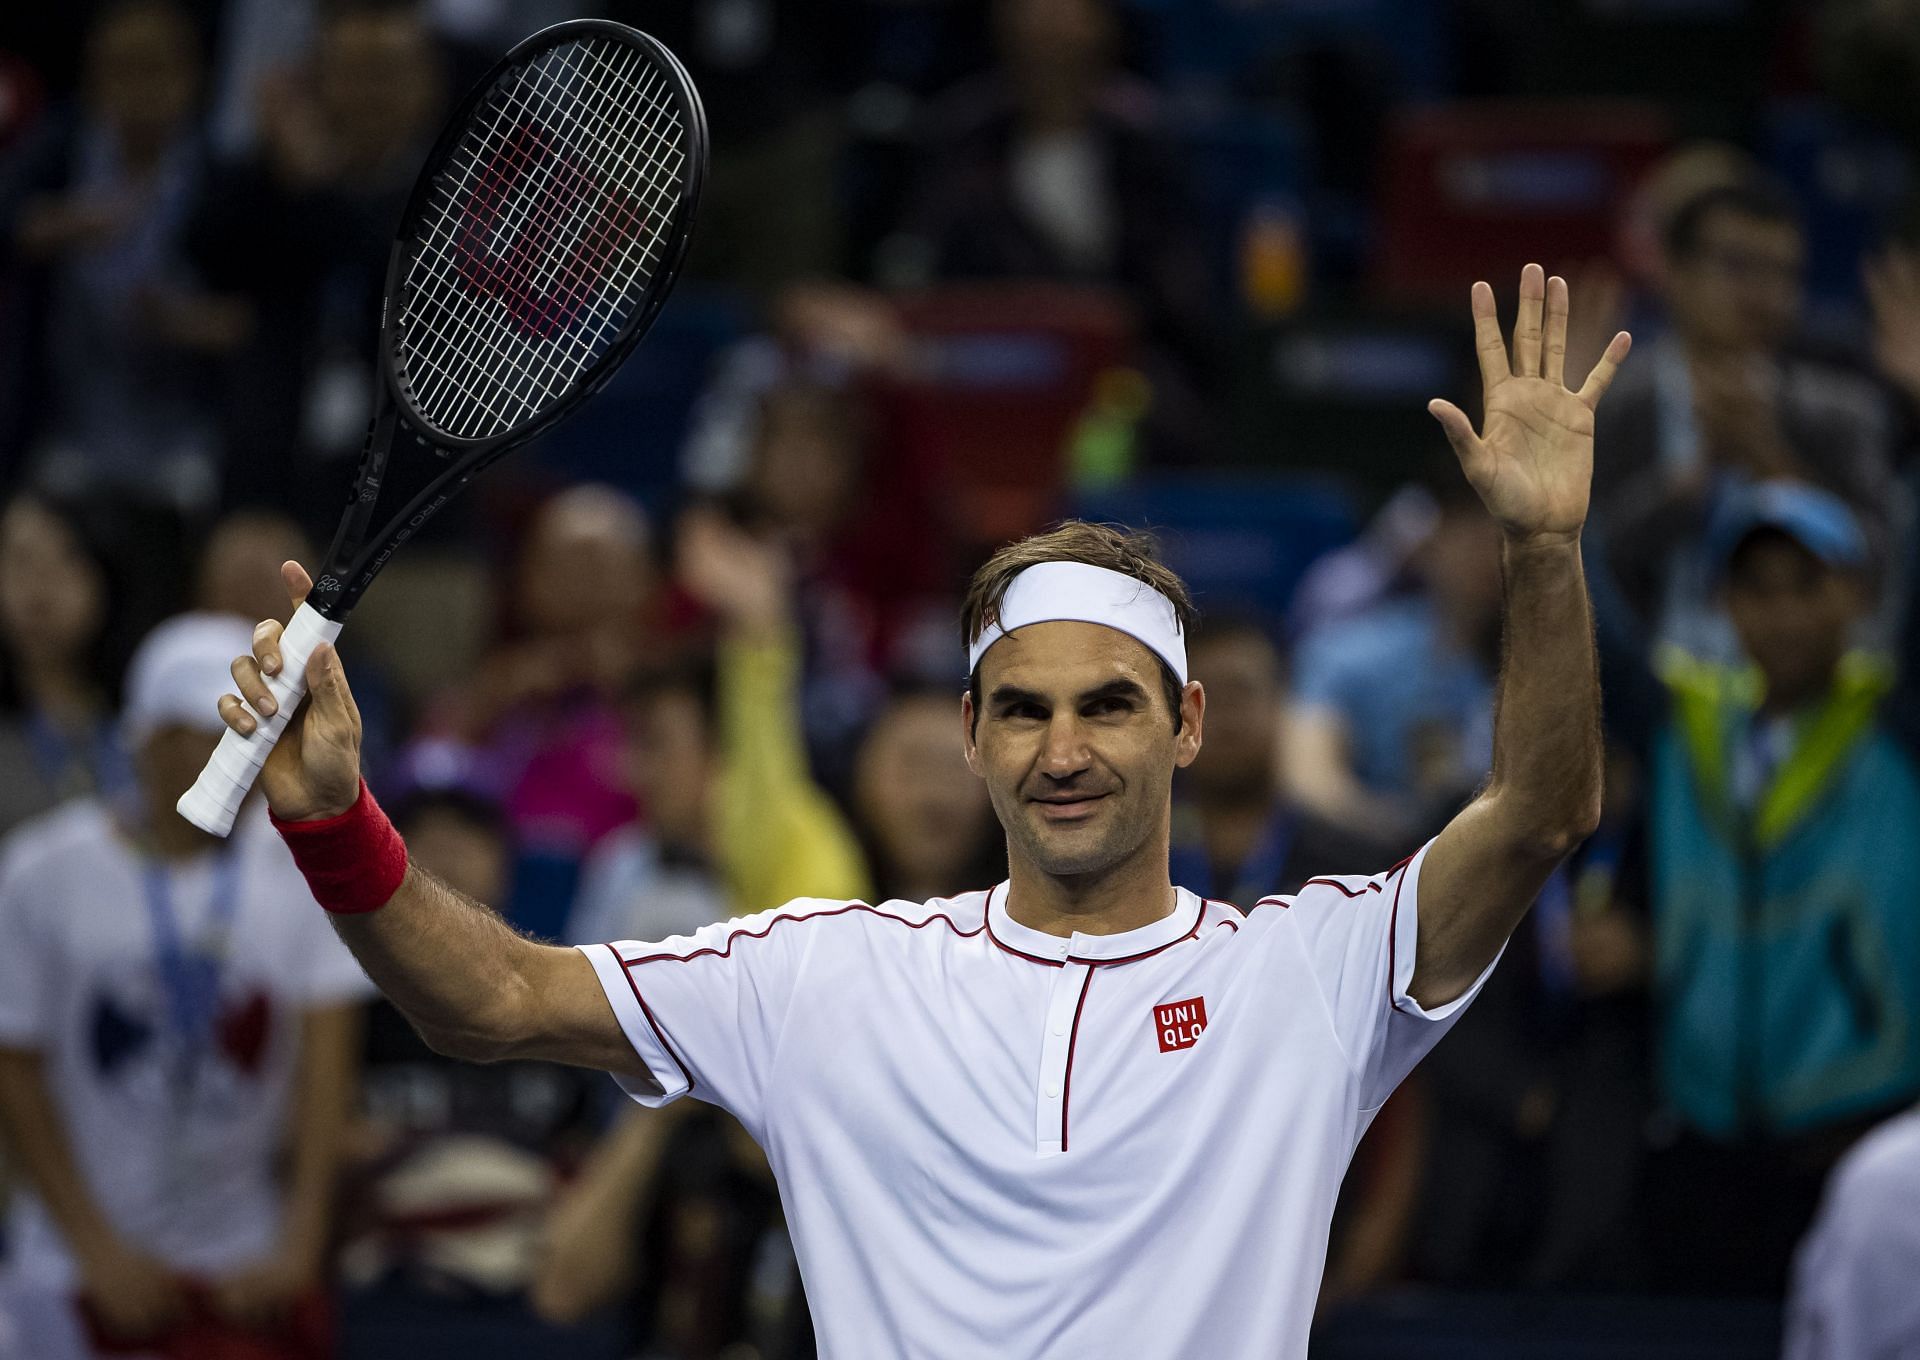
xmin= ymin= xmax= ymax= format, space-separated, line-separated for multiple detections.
xmin=176 ymin=603 xmax=343 ymax=837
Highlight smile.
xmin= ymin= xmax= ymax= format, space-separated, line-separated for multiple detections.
xmin=1032 ymin=794 xmax=1109 ymax=821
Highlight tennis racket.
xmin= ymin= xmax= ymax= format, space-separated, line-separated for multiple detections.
xmin=178 ymin=19 xmax=707 ymax=836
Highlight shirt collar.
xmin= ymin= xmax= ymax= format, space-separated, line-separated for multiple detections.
xmin=985 ymin=882 xmax=1203 ymax=965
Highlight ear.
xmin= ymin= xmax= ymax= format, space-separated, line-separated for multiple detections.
xmin=961 ymin=690 xmax=984 ymax=778
xmin=1174 ymin=680 xmax=1205 ymax=769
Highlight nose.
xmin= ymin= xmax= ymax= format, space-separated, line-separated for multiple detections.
xmin=1038 ymin=712 xmax=1092 ymax=782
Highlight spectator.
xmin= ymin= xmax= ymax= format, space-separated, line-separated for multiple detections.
xmin=0 ymin=0 xmax=226 ymax=506
xmin=1589 ymin=177 xmax=1909 ymax=661
xmin=537 ymin=510 xmax=866 ymax=1355
xmin=1174 ymin=616 xmax=1396 ymax=898
xmin=852 ymin=685 xmax=1001 ymax=904
xmin=0 ymin=613 xmax=369 ymax=1359
xmin=0 ymin=492 xmax=141 ymax=835
xmin=181 ymin=0 xmax=446 ymax=519
xmin=1638 ymin=482 xmax=1920 ymax=1294
xmin=341 ymin=787 xmax=610 ymax=1360
xmin=886 ymin=0 xmax=1218 ymax=457
xmin=1286 ymin=480 xmax=1502 ymax=849
xmin=417 ymin=485 xmax=657 ymax=939
xmin=1783 ymin=1101 xmax=1920 ymax=1359
xmin=194 ymin=509 xmax=311 ymax=628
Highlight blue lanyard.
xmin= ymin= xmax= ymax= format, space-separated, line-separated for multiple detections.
xmin=141 ymin=849 xmax=243 ymax=1086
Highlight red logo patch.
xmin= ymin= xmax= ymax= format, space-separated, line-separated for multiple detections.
xmin=1154 ymin=996 xmax=1208 ymax=1052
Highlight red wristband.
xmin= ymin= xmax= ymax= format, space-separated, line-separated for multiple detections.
xmin=272 ymin=780 xmax=408 ymax=915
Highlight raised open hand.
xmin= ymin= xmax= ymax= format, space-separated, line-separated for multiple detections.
xmin=1428 ymin=264 xmax=1631 ymax=544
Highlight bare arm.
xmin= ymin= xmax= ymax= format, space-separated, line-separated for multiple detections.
xmin=1413 ymin=266 xmax=1628 ymax=1007
xmin=218 ymin=564 xmax=651 ymax=1085
xmin=276 ymin=1004 xmax=362 ymax=1269
xmin=0 ymin=1048 xmax=188 ymax=1337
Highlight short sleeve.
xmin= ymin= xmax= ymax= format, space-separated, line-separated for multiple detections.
xmin=0 ymin=834 xmax=50 ymax=1045
xmin=578 ymin=898 xmax=823 ymax=1134
xmin=1282 ymin=838 xmax=1502 ymax=1111
xmin=1782 ymin=1118 xmax=1920 ymax=1360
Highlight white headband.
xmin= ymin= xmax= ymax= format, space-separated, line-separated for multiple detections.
xmin=967 ymin=562 xmax=1188 ymax=683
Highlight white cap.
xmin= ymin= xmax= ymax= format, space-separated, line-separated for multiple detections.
xmin=122 ymin=612 xmax=256 ymax=748
xmin=967 ymin=562 xmax=1188 ymax=684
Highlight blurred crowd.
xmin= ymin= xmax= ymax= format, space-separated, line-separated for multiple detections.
xmin=5 ymin=0 xmax=1920 ymax=1356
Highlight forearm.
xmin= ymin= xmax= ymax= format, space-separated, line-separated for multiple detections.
xmin=276 ymin=1005 xmax=361 ymax=1266
xmin=0 ymin=1049 xmax=119 ymax=1262
xmin=1484 ymin=534 xmax=1604 ymax=849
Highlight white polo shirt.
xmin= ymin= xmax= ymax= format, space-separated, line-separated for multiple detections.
xmin=578 ymin=837 xmax=1495 ymax=1359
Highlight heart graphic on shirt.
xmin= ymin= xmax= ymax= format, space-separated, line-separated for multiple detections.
xmin=216 ymin=991 xmax=273 ymax=1075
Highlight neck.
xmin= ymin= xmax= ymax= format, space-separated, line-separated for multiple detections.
xmin=139 ymin=804 xmax=219 ymax=861
xmin=1005 ymin=823 xmax=1174 ymax=938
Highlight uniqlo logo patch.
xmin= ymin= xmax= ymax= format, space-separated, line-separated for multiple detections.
xmin=1154 ymin=996 xmax=1208 ymax=1052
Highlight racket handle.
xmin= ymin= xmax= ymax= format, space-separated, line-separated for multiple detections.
xmin=176 ymin=603 xmax=344 ymax=837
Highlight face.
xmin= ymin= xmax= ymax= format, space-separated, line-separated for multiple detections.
xmin=515 ymin=492 xmax=652 ymax=637
xmin=997 ymin=0 xmax=1113 ymax=78
xmin=626 ymin=688 xmax=715 ymax=849
xmin=1184 ymin=633 xmax=1282 ymax=801
xmin=198 ymin=514 xmax=309 ymax=626
xmin=1417 ymin=506 xmax=1504 ymax=633
xmin=964 ymin=622 xmax=1202 ymax=880
xmin=137 ymin=724 xmax=220 ymax=813
xmin=317 ymin=12 xmax=441 ymax=162
xmin=404 ymin=811 xmax=509 ymax=903
xmin=747 ymin=388 xmax=862 ymax=538
xmin=0 ymin=501 xmax=108 ymax=671
xmin=856 ymin=694 xmax=993 ymax=887
xmin=1725 ymin=535 xmax=1863 ymax=705
xmin=1667 ymin=209 xmax=1804 ymax=352
xmin=86 ymin=2 xmax=200 ymax=148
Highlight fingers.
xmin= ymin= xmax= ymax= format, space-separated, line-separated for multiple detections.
xmin=1469 ymin=280 xmax=1508 ymax=390
xmin=1427 ymin=398 xmax=1487 ymax=476
xmin=218 ymin=693 xmax=258 ymax=736
xmin=1544 ymin=273 xmax=1569 ymax=386
xmin=230 ymin=653 xmax=277 ymax=718
xmin=304 ymin=642 xmax=361 ymax=734
xmin=253 ymin=617 xmax=284 ymax=678
xmin=1576 ymin=330 xmax=1633 ymax=408
xmin=282 ymin=560 xmax=313 ymax=611
xmin=1513 ymin=263 xmax=1546 ymax=378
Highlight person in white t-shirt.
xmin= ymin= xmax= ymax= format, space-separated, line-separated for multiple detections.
xmin=218 ymin=266 xmax=1629 ymax=1359
xmin=1784 ymin=1104 xmax=1920 ymax=1360
xmin=0 ymin=613 xmax=371 ymax=1360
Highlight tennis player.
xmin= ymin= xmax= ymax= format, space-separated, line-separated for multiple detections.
xmin=217 ymin=266 xmax=1627 ymax=1357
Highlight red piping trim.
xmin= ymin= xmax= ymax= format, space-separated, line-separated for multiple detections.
xmin=1059 ymin=967 xmax=1096 ymax=1152
xmin=619 ymin=900 xmax=987 ymax=969
xmin=619 ymin=959 xmax=696 ymax=1093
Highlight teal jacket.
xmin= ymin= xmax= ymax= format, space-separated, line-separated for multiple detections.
xmin=1652 ymin=651 xmax=1920 ymax=1139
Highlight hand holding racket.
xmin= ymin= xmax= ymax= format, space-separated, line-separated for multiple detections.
xmin=180 ymin=20 xmax=706 ymax=834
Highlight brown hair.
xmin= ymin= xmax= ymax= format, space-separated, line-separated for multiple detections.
xmin=962 ymin=522 xmax=1197 ymax=730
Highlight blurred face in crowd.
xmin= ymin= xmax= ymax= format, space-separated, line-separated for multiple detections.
xmin=317 ymin=9 xmax=442 ymax=169
xmin=1724 ymin=531 xmax=1865 ymax=709
xmin=403 ymin=808 xmax=510 ymax=904
xmin=746 ymin=385 xmax=863 ymax=542
xmin=85 ymin=0 xmax=201 ymax=157
xmin=197 ymin=512 xmax=310 ymax=627
xmin=1415 ymin=504 xmax=1504 ymax=640
xmin=625 ymin=685 xmax=715 ymax=851
xmin=1667 ymin=206 xmax=1804 ymax=354
xmin=1183 ymin=630 xmax=1284 ymax=804
xmin=514 ymin=487 xmax=652 ymax=638
xmin=0 ymin=499 xmax=107 ymax=675
xmin=856 ymin=693 xmax=994 ymax=892
xmin=996 ymin=0 xmax=1114 ymax=116
xmin=136 ymin=723 xmax=220 ymax=816
xmin=965 ymin=622 xmax=1202 ymax=880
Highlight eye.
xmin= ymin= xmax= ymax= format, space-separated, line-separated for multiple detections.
xmin=999 ymin=701 xmax=1047 ymax=722
xmin=1085 ymin=696 xmax=1135 ymax=717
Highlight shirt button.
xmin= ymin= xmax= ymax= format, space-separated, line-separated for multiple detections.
xmin=1056 ymin=942 xmax=1070 ymax=958
xmin=1052 ymin=1015 xmax=1068 ymax=1036
xmin=1045 ymin=1080 xmax=1062 ymax=1099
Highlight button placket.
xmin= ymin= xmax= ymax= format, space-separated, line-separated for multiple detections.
xmin=1035 ymin=957 xmax=1092 ymax=1154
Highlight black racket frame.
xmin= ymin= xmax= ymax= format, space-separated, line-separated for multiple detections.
xmin=308 ymin=19 xmax=707 ymax=620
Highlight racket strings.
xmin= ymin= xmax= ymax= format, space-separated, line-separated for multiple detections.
xmin=394 ymin=35 xmax=687 ymax=440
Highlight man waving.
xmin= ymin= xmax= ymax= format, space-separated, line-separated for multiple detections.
xmin=216 ymin=267 xmax=1627 ymax=1358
